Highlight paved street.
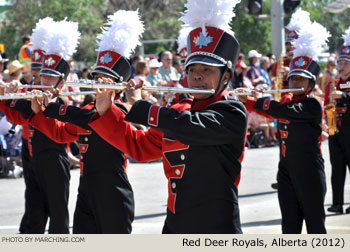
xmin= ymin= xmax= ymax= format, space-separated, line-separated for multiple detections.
xmin=0 ymin=140 xmax=349 ymax=234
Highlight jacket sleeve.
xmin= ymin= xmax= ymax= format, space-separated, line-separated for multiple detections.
xmin=0 ymin=100 xmax=29 ymax=125
xmin=42 ymin=102 xmax=95 ymax=131
xmin=253 ymin=96 xmax=322 ymax=123
xmin=88 ymin=103 xmax=163 ymax=162
xmin=5 ymin=99 xmax=33 ymax=119
xmin=29 ymin=108 xmax=78 ymax=143
xmin=124 ymin=99 xmax=248 ymax=146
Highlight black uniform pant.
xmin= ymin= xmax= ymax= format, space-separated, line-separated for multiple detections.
xmin=277 ymin=157 xmax=326 ymax=234
xmin=329 ymin=130 xmax=350 ymax=206
xmin=162 ymin=199 xmax=242 ymax=234
xmin=26 ymin=151 xmax=70 ymax=234
xmin=19 ymin=138 xmax=31 ymax=233
xmin=73 ymin=171 xmax=134 ymax=234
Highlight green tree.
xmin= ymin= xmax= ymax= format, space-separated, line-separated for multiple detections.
xmin=298 ymin=0 xmax=350 ymax=53
xmin=231 ymin=0 xmax=272 ymax=56
xmin=0 ymin=0 xmax=108 ymax=62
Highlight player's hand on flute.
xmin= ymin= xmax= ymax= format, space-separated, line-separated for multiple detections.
xmin=7 ymin=80 xmax=21 ymax=94
xmin=30 ymin=90 xmax=44 ymax=114
xmin=233 ymin=88 xmax=250 ymax=104
xmin=95 ymin=77 xmax=115 ymax=116
xmin=123 ymin=78 xmax=142 ymax=106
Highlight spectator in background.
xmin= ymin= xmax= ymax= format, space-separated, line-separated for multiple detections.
xmin=231 ymin=59 xmax=253 ymax=89
xmin=20 ymin=63 xmax=33 ymax=84
xmin=3 ymin=60 xmax=23 ymax=82
xmin=259 ymin=56 xmax=271 ymax=87
xmin=266 ymin=53 xmax=276 ymax=76
xmin=147 ymin=58 xmax=163 ymax=86
xmin=238 ymin=53 xmax=245 ymax=61
xmin=246 ymin=50 xmax=264 ymax=87
xmin=18 ymin=35 xmax=31 ymax=65
xmin=134 ymin=60 xmax=158 ymax=105
xmin=319 ymin=55 xmax=337 ymax=95
xmin=130 ymin=55 xmax=143 ymax=79
xmin=172 ymin=58 xmax=182 ymax=76
xmin=66 ymin=59 xmax=83 ymax=106
xmin=158 ymin=50 xmax=179 ymax=85
xmin=80 ymin=68 xmax=90 ymax=80
xmin=0 ymin=54 xmax=9 ymax=81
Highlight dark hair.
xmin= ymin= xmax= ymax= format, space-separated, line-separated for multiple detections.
xmin=135 ymin=60 xmax=147 ymax=75
xmin=22 ymin=35 xmax=30 ymax=44
xmin=172 ymin=59 xmax=181 ymax=67
xmin=130 ymin=55 xmax=142 ymax=64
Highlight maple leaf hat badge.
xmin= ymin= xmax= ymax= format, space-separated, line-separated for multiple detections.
xmin=91 ymin=10 xmax=144 ymax=82
xmin=179 ymin=0 xmax=241 ymax=75
xmin=40 ymin=19 xmax=80 ymax=79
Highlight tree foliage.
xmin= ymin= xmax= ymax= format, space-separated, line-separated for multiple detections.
xmin=0 ymin=0 xmax=108 ymax=62
xmin=1 ymin=0 xmax=350 ymax=63
xmin=231 ymin=0 xmax=272 ymax=56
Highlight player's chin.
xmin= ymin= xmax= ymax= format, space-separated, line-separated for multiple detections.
xmin=192 ymin=93 xmax=211 ymax=100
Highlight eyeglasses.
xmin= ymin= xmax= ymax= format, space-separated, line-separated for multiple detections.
xmin=163 ymin=58 xmax=172 ymax=61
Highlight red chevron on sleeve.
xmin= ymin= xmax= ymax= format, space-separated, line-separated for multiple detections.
xmin=59 ymin=105 xmax=68 ymax=115
xmin=148 ymin=105 xmax=161 ymax=127
xmin=263 ymin=99 xmax=271 ymax=110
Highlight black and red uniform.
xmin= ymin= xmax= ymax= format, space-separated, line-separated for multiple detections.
xmin=0 ymin=101 xmax=32 ymax=233
xmin=89 ymin=90 xmax=247 ymax=234
xmin=2 ymin=98 xmax=71 ymax=234
xmin=246 ymin=93 xmax=326 ymax=234
xmin=324 ymin=79 xmax=350 ymax=209
xmin=29 ymin=100 xmax=134 ymax=234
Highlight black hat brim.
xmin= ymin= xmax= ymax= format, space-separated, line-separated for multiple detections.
xmin=287 ymin=70 xmax=315 ymax=80
xmin=31 ymin=63 xmax=42 ymax=69
xmin=91 ymin=67 xmax=119 ymax=81
xmin=40 ymin=69 xmax=62 ymax=77
xmin=185 ymin=55 xmax=225 ymax=69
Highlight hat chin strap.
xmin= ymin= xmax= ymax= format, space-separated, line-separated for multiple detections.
xmin=214 ymin=68 xmax=229 ymax=96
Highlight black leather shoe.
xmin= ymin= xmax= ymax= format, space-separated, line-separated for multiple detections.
xmin=271 ymin=183 xmax=278 ymax=190
xmin=327 ymin=204 xmax=343 ymax=214
xmin=346 ymin=206 xmax=350 ymax=214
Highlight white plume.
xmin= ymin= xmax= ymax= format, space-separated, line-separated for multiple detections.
xmin=177 ymin=25 xmax=192 ymax=53
xmin=342 ymin=27 xmax=350 ymax=46
xmin=31 ymin=17 xmax=55 ymax=50
xmin=286 ymin=9 xmax=311 ymax=32
xmin=179 ymin=0 xmax=241 ymax=35
xmin=293 ymin=22 xmax=330 ymax=61
xmin=44 ymin=19 xmax=80 ymax=59
xmin=97 ymin=10 xmax=144 ymax=58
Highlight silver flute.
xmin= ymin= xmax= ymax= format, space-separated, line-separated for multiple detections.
xmin=65 ymin=81 xmax=215 ymax=94
xmin=339 ymin=82 xmax=350 ymax=89
xmin=230 ymin=88 xmax=304 ymax=96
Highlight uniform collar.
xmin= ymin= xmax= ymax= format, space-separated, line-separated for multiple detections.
xmin=191 ymin=89 xmax=229 ymax=111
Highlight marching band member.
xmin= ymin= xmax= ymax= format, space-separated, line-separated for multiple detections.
xmin=89 ymin=0 xmax=247 ymax=234
xmin=271 ymin=9 xmax=311 ymax=90
xmin=240 ymin=21 xmax=329 ymax=233
xmin=325 ymin=27 xmax=350 ymax=214
xmin=29 ymin=10 xmax=144 ymax=233
xmin=270 ymin=9 xmax=312 ymax=190
xmin=0 ymin=19 xmax=80 ymax=233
